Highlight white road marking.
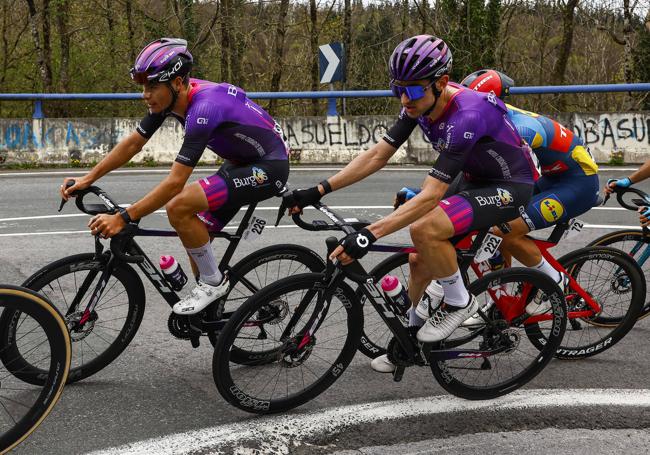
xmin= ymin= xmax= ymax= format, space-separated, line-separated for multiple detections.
xmin=0 ymin=167 xmax=640 ymax=178
xmin=0 ymin=205 xmax=630 ymax=224
xmin=88 ymin=388 xmax=650 ymax=455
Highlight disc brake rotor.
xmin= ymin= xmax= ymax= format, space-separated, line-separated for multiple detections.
xmin=66 ymin=311 xmax=97 ymax=342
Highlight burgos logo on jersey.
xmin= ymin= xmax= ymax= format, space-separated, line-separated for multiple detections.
xmin=233 ymin=167 xmax=268 ymax=188
xmin=475 ymin=188 xmax=513 ymax=208
xmin=539 ymin=197 xmax=564 ymax=222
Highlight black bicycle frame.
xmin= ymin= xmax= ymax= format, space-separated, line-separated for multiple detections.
xmin=71 ymin=203 xmax=262 ymax=329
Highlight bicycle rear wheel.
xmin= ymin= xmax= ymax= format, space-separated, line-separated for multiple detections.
xmin=0 ymin=285 xmax=70 ymax=454
xmin=213 ymin=273 xmax=362 ymax=414
xmin=588 ymin=230 xmax=650 ymax=320
xmin=430 ymin=268 xmax=566 ymax=400
xmin=3 ymin=253 xmax=145 ymax=385
xmin=206 ymin=244 xmax=325 ymax=349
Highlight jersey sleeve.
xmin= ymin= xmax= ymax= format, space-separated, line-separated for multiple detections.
xmin=175 ymin=101 xmax=224 ymax=167
xmin=382 ymin=108 xmax=418 ymax=148
xmin=136 ymin=112 xmax=166 ymax=139
xmin=428 ymin=110 xmax=485 ymax=184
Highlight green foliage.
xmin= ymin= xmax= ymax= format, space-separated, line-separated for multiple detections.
xmin=0 ymin=0 xmax=646 ymax=118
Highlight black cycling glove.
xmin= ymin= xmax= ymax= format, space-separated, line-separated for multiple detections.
xmin=288 ymin=186 xmax=323 ymax=210
xmin=338 ymin=228 xmax=376 ymax=260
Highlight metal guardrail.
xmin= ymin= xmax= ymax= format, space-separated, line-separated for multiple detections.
xmin=1 ymin=83 xmax=649 ymax=118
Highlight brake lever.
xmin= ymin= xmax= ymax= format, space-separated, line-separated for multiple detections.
xmin=58 ymin=180 xmax=76 ymax=212
xmin=275 ymin=198 xmax=287 ymax=227
xmin=275 ymin=188 xmax=298 ymax=227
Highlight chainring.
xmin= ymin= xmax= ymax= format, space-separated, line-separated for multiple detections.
xmin=167 ymin=313 xmax=193 ymax=339
xmin=386 ymin=337 xmax=415 ymax=367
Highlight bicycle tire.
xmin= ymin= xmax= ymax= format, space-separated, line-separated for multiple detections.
xmin=588 ymin=229 xmax=650 ymax=320
xmin=526 ymin=246 xmax=645 ymax=359
xmin=430 ymin=268 xmax=566 ymax=400
xmin=0 ymin=285 xmax=70 ymax=454
xmin=206 ymin=244 xmax=325 ymax=352
xmin=213 ymin=272 xmax=362 ymax=414
xmin=3 ymin=253 xmax=145 ymax=385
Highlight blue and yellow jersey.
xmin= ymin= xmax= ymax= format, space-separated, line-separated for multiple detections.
xmin=505 ymin=104 xmax=598 ymax=177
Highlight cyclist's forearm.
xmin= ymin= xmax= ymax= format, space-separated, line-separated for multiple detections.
xmin=628 ymin=160 xmax=650 ymax=184
xmin=86 ymin=137 xmax=143 ymax=182
xmin=324 ymin=144 xmax=392 ymax=192
xmin=126 ymin=178 xmax=183 ymax=221
xmin=368 ymin=192 xmax=441 ymax=239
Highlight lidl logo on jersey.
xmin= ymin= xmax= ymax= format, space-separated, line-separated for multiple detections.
xmin=475 ymin=188 xmax=513 ymax=208
xmin=233 ymin=167 xmax=268 ymax=188
xmin=539 ymin=197 xmax=564 ymax=222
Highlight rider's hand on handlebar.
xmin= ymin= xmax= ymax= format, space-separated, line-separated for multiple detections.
xmin=639 ymin=206 xmax=650 ymax=228
xmin=287 ymin=185 xmax=324 ymax=215
xmin=329 ymin=228 xmax=377 ymax=265
xmin=88 ymin=213 xmax=126 ymax=239
xmin=60 ymin=176 xmax=92 ymax=201
xmin=604 ymin=177 xmax=631 ymax=195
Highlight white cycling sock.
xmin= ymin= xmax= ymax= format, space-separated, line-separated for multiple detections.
xmin=438 ymin=269 xmax=470 ymax=308
xmin=407 ymin=307 xmax=425 ymax=327
xmin=533 ymin=257 xmax=561 ymax=283
xmin=187 ymin=243 xmax=223 ymax=286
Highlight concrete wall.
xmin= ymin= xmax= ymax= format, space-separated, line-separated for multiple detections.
xmin=0 ymin=112 xmax=649 ymax=165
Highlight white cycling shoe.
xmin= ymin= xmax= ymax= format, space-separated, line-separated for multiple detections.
xmin=417 ymin=296 xmax=479 ymax=343
xmin=172 ymin=278 xmax=229 ymax=315
xmin=461 ymin=299 xmax=494 ymax=327
xmin=526 ymin=272 xmax=569 ymax=316
xmin=370 ymin=354 xmax=396 ymax=373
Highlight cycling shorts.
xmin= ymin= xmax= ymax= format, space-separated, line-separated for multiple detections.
xmin=439 ymin=177 xmax=533 ymax=236
xmin=520 ymin=173 xmax=600 ymax=231
xmin=197 ymin=160 xmax=289 ymax=232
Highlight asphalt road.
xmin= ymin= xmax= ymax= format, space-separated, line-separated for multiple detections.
xmin=0 ymin=166 xmax=649 ymax=454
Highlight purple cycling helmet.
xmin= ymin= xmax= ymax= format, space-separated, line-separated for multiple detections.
xmin=130 ymin=38 xmax=193 ymax=85
xmin=389 ymin=35 xmax=452 ymax=82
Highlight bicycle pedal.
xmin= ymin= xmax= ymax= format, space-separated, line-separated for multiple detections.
xmin=190 ymin=336 xmax=200 ymax=348
xmin=392 ymin=366 xmax=405 ymax=382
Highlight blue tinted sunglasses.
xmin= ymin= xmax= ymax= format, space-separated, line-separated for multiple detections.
xmin=390 ymin=80 xmax=435 ymax=100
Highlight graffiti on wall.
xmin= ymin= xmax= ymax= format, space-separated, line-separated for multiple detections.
xmin=0 ymin=121 xmax=110 ymax=150
xmin=280 ymin=117 xmax=431 ymax=149
xmin=573 ymin=113 xmax=650 ymax=149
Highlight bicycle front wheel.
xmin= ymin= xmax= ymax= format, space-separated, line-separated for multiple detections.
xmin=430 ymin=268 xmax=566 ymax=400
xmin=588 ymin=229 xmax=650 ymax=320
xmin=0 ymin=285 xmax=70 ymax=454
xmin=4 ymin=253 xmax=145 ymax=385
xmin=213 ymin=273 xmax=362 ymax=414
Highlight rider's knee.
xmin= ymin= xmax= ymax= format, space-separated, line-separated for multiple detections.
xmin=410 ymin=217 xmax=447 ymax=244
xmin=165 ymin=194 xmax=190 ymax=225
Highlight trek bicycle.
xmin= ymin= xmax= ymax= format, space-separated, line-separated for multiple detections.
xmin=0 ymin=182 xmax=324 ymax=385
xmin=588 ymin=184 xmax=650 ymax=321
xmin=358 ymin=194 xmax=646 ymax=360
xmin=212 ymin=202 xmax=567 ymax=414
xmin=0 ymin=285 xmax=70 ymax=454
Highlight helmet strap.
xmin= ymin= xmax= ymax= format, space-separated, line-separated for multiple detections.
xmin=422 ymin=83 xmax=442 ymax=117
xmin=162 ymin=81 xmax=179 ymax=116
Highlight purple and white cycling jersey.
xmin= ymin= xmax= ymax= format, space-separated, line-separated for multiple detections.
xmin=383 ymin=82 xmax=536 ymax=185
xmin=136 ymin=78 xmax=289 ymax=167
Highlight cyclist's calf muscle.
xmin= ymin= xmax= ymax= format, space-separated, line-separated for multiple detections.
xmin=494 ymin=218 xmax=542 ymax=266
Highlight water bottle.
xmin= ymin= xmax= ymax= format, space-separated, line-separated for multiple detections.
xmin=488 ymin=251 xmax=505 ymax=271
xmin=380 ymin=275 xmax=411 ymax=312
xmin=159 ymin=255 xmax=188 ymax=291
